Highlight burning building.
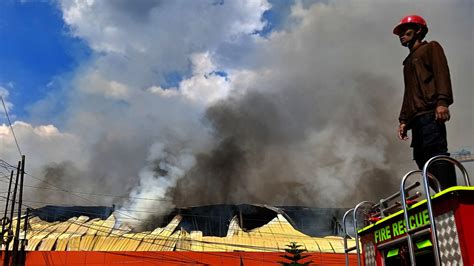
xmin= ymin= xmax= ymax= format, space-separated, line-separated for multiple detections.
xmin=2 ymin=204 xmax=358 ymax=265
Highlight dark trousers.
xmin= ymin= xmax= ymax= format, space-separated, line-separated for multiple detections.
xmin=410 ymin=112 xmax=457 ymax=190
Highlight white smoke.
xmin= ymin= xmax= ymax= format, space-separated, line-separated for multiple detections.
xmin=117 ymin=142 xmax=195 ymax=227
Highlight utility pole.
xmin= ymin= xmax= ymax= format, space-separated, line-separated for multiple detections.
xmin=3 ymin=161 xmax=20 ymax=266
xmin=12 ymin=155 xmax=25 ymax=266
xmin=1 ymin=171 xmax=14 ymax=245
xmin=18 ymin=208 xmax=29 ymax=265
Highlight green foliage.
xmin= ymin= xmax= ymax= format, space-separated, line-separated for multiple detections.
xmin=278 ymin=242 xmax=313 ymax=266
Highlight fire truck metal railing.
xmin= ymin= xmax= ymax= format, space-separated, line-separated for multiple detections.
xmin=421 ymin=155 xmax=471 ymax=266
xmin=343 ymin=201 xmax=375 ymax=266
xmin=400 ymin=170 xmax=441 ymax=266
xmin=343 ymin=182 xmax=421 ymax=265
xmin=342 ymin=155 xmax=471 ymax=266
xmin=343 ymin=208 xmax=355 ymax=266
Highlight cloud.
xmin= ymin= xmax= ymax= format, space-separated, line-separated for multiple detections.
xmin=58 ymin=0 xmax=271 ymax=89
xmin=0 ymin=121 xmax=84 ymax=172
xmin=77 ymin=71 xmax=130 ymax=99
xmin=178 ymin=53 xmax=232 ymax=105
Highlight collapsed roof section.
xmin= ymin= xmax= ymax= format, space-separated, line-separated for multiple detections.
xmin=31 ymin=205 xmax=114 ymax=222
xmin=140 ymin=204 xmax=346 ymax=237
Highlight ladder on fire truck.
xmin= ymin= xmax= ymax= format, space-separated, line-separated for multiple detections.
xmin=343 ymin=155 xmax=472 ymax=266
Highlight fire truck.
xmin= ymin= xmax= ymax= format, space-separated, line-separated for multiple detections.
xmin=342 ymin=155 xmax=473 ymax=265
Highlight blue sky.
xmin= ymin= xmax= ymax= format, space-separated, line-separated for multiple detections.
xmin=0 ymin=1 xmax=88 ymax=119
xmin=0 ymin=0 xmax=291 ymax=121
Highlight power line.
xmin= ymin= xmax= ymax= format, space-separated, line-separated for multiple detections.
xmin=4 ymin=174 xmax=165 ymax=227
xmin=0 ymin=159 xmax=174 ymax=203
xmin=0 ymin=161 xmax=154 ymax=228
xmin=0 ymin=175 xmax=342 ymax=239
xmin=0 ymin=179 xmax=345 ymax=241
xmin=0 ymin=159 xmax=345 ymax=239
xmin=0 ymin=96 xmax=22 ymax=157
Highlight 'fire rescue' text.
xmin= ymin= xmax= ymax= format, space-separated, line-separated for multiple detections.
xmin=374 ymin=209 xmax=430 ymax=243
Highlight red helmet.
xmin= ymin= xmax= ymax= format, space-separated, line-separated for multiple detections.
xmin=393 ymin=15 xmax=428 ymax=35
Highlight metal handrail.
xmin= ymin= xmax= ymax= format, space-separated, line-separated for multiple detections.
xmin=353 ymin=201 xmax=374 ymax=266
xmin=400 ymin=170 xmax=441 ymax=266
xmin=343 ymin=208 xmax=355 ymax=266
xmin=422 ymin=155 xmax=471 ymax=266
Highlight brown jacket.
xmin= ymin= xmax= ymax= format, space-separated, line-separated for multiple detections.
xmin=399 ymin=41 xmax=453 ymax=128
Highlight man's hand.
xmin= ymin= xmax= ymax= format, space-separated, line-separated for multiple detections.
xmin=435 ymin=106 xmax=450 ymax=122
xmin=398 ymin=123 xmax=409 ymax=140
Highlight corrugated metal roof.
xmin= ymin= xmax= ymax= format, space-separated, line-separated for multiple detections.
xmin=3 ymin=212 xmax=357 ymax=253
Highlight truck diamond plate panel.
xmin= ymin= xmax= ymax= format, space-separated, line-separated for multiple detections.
xmin=435 ymin=211 xmax=463 ymax=266
xmin=364 ymin=242 xmax=376 ymax=266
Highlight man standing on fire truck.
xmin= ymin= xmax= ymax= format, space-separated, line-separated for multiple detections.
xmin=394 ymin=15 xmax=456 ymax=190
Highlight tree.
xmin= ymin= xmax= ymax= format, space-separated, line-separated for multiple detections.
xmin=279 ymin=242 xmax=313 ymax=266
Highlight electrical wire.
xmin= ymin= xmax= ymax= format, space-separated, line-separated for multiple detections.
xmin=0 ymin=168 xmax=165 ymax=229
xmin=0 ymin=160 xmax=350 ymax=211
xmin=0 ymin=179 xmax=347 ymax=240
xmin=0 ymin=174 xmax=342 ymax=221
xmin=0 ymin=183 xmax=343 ymax=241
xmin=0 ymin=159 xmax=173 ymax=202
xmin=0 ymin=96 xmax=22 ymax=157
xmin=0 ymin=160 xmax=345 ymax=240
